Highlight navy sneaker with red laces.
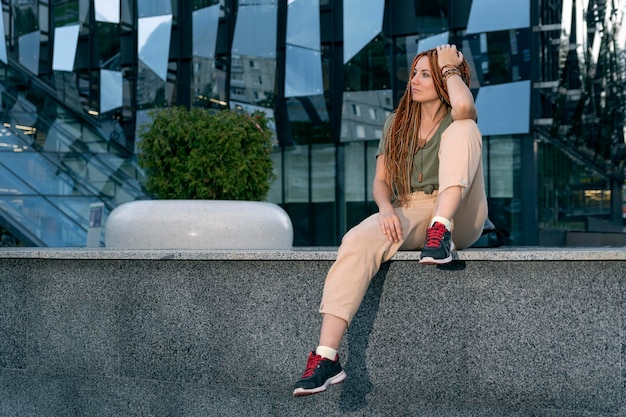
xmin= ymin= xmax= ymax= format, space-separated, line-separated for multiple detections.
xmin=419 ymin=221 xmax=455 ymax=264
xmin=293 ymin=351 xmax=347 ymax=396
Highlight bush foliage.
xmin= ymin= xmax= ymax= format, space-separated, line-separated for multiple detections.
xmin=137 ymin=106 xmax=274 ymax=201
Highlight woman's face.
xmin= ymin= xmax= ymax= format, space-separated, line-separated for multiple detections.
xmin=410 ymin=55 xmax=439 ymax=103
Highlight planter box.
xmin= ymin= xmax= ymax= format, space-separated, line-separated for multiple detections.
xmin=104 ymin=200 xmax=293 ymax=249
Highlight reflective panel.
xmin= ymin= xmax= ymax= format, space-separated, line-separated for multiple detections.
xmin=0 ymin=163 xmax=37 ymax=194
xmin=417 ymin=32 xmax=449 ymax=55
xmin=286 ymin=0 xmax=319 ymax=50
xmin=239 ymin=0 xmax=276 ymax=4
xmin=341 ymin=90 xmax=392 ymax=142
xmin=285 ymin=0 xmax=322 ymax=98
xmin=475 ymin=80 xmax=530 ymax=135
xmin=54 ymin=0 xmax=79 ymax=27
xmin=466 ymin=28 xmax=531 ymax=86
xmin=232 ymin=5 xmax=276 ymax=57
xmin=286 ymin=95 xmax=331 ymax=145
xmin=343 ymin=0 xmax=385 ymax=63
xmin=192 ymin=5 xmax=219 ymax=59
xmin=97 ymin=22 xmax=121 ymax=70
xmin=100 ymin=69 xmax=123 ymax=113
xmin=344 ymin=35 xmax=391 ymax=92
xmin=137 ymin=0 xmax=172 ymax=18
xmin=311 ymin=144 xmax=335 ymax=202
xmin=0 ymin=152 xmax=89 ymax=196
xmin=138 ymin=15 xmax=173 ymax=81
xmin=0 ymin=11 xmax=7 ymax=64
xmin=79 ymin=0 xmax=90 ymax=24
xmin=0 ymin=196 xmax=89 ymax=246
xmin=466 ymin=0 xmax=530 ymax=34
xmin=52 ymin=24 xmax=80 ymax=72
xmin=95 ymin=0 xmax=120 ymax=23
xmin=230 ymin=5 xmax=277 ymax=110
xmin=285 ymin=46 xmax=323 ymax=97
xmin=18 ymin=31 xmax=40 ymax=75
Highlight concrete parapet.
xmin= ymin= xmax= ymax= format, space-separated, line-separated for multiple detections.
xmin=1 ymin=247 xmax=625 ymax=416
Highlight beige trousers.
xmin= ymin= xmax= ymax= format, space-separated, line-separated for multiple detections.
xmin=319 ymin=119 xmax=488 ymax=325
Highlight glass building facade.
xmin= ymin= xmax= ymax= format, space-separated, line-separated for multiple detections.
xmin=0 ymin=0 xmax=624 ymax=247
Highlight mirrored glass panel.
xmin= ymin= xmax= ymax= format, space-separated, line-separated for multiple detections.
xmin=138 ymin=14 xmax=172 ymax=81
xmin=0 ymin=152 xmax=89 ymax=195
xmin=239 ymin=0 xmax=276 ymax=4
xmin=466 ymin=0 xmax=530 ymax=34
xmin=340 ymin=91 xmax=391 ymax=142
xmin=417 ymin=32 xmax=449 ymax=55
xmin=14 ymin=1 xmax=38 ymax=36
xmin=100 ymin=70 xmax=123 ymax=114
xmin=284 ymin=144 xmax=309 ymax=203
xmin=344 ymin=35 xmax=391 ymax=92
xmin=193 ymin=5 xmax=219 ymax=59
xmin=286 ymin=95 xmax=331 ymax=145
xmin=54 ymin=0 xmax=79 ymax=27
xmin=343 ymin=0 xmax=384 ymax=63
xmin=97 ymin=22 xmax=121 ymax=70
xmin=0 ymin=162 xmax=37 ymax=194
xmin=311 ymin=143 xmax=335 ymax=202
xmin=286 ymin=0 xmax=319 ymax=50
xmin=266 ymin=146 xmax=282 ymax=203
xmin=285 ymin=46 xmax=323 ymax=97
xmin=0 ymin=126 xmax=32 ymax=150
xmin=52 ymin=24 xmax=79 ymax=72
xmin=466 ymin=28 xmax=531 ymax=86
xmin=137 ymin=0 xmax=172 ymax=18
xmin=0 ymin=11 xmax=7 ymax=64
xmin=95 ymin=0 xmax=120 ymax=23
xmin=475 ymin=80 xmax=531 ymax=135
xmin=232 ymin=5 xmax=276 ymax=57
xmin=79 ymin=0 xmax=90 ymax=24
xmin=230 ymin=5 xmax=277 ymax=111
xmin=0 ymin=196 xmax=89 ymax=246
xmin=18 ymin=31 xmax=40 ymax=75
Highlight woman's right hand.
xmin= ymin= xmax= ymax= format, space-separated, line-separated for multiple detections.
xmin=378 ymin=208 xmax=402 ymax=242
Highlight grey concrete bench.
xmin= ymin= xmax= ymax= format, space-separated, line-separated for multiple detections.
xmin=1 ymin=247 xmax=625 ymax=416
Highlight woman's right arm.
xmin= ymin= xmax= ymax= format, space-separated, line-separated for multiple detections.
xmin=373 ymin=155 xmax=402 ymax=242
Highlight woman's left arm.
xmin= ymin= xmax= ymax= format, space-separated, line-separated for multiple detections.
xmin=436 ymin=44 xmax=477 ymax=121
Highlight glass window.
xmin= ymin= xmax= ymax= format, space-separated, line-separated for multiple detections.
xmin=341 ymin=90 xmax=392 ymax=142
xmin=285 ymin=95 xmax=332 ymax=145
xmin=54 ymin=0 xmax=79 ymax=27
xmin=137 ymin=0 xmax=172 ymax=18
xmin=285 ymin=45 xmax=323 ymax=98
xmin=100 ymin=70 xmax=123 ymax=114
xmin=52 ymin=24 xmax=79 ymax=72
xmin=466 ymin=0 xmax=530 ymax=34
xmin=137 ymin=14 xmax=172 ymax=81
xmin=18 ymin=31 xmax=40 ymax=75
xmin=475 ymin=80 xmax=531 ymax=135
xmin=343 ymin=0 xmax=385 ymax=64
xmin=231 ymin=4 xmax=277 ymax=111
xmin=95 ymin=0 xmax=120 ymax=23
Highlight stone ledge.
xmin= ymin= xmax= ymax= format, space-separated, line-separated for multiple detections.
xmin=1 ymin=246 xmax=625 ymax=261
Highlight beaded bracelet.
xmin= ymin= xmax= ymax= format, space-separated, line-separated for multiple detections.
xmin=442 ymin=67 xmax=461 ymax=82
xmin=440 ymin=64 xmax=458 ymax=73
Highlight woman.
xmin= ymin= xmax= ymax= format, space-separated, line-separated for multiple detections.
xmin=293 ymin=44 xmax=488 ymax=396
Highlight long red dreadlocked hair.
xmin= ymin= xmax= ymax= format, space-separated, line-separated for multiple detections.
xmin=383 ymin=47 xmax=471 ymax=206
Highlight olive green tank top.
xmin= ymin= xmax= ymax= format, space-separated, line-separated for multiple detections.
xmin=377 ymin=110 xmax=453 ymax=193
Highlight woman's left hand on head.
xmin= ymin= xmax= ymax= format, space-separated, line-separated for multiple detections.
xmin=437 ymin=44 xmax=464 ymax=69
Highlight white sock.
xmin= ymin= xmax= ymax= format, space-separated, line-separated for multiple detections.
xmin=431 ymin=216 xmax=451 ymax=231
xmin=316 ymin=346 xmax=338 ymax=360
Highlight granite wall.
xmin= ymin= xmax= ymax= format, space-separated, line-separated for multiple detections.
xmin=0 ymin=248 xmax=625 ymax=416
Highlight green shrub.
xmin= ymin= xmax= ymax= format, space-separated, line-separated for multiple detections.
xmin=137 ymin=106 xmax=274 ymax=201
